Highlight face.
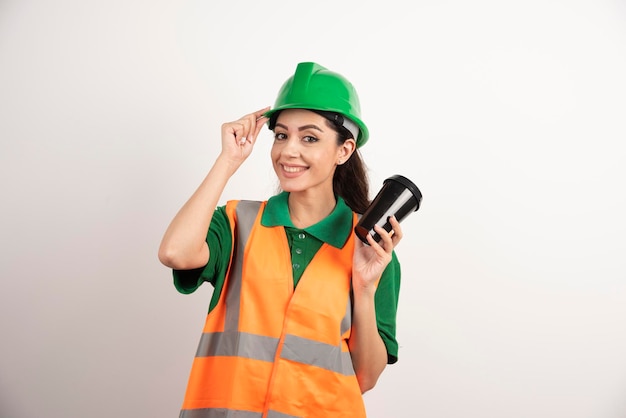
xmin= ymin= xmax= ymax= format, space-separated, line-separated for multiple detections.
xmin=271 ymin=109 xmax=355 ymax=197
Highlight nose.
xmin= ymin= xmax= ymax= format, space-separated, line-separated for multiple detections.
xmin=281 ymin=136 xmax=300 ymax=157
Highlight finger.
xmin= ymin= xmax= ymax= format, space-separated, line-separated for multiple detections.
xmin=226 ymin=108 xmax=270 ymax=152
xmin=365 ymin=226 xmax=388 ymax=254
xmin=364 ymin=231 xmax=380 ymax=249
xmin=249 ymin=107 xmax=271 ymax=142
xmin=237 ymin=115 xmax=259 ymax=144
xmin=251 ymin=116 xmax=268 ymax=140
xmin=231 ymin=122 xmax=247 ymax=144
xmin=253 ymin=106 xmax=271 ymax=120
xmin=373 ymin=224 xmax=394 ymax=252
xmin=223 ymin=122 xmax=243 ymax=142
xmin=388 ymin=216 xmax=403 ymax=242
xmin=237 ymin=116 xmax=255 ymax=144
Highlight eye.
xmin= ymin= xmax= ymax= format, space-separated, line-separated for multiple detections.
xmin=302 ymin=135 xmax=318 ymax=143
xmin=274 ymin=132 xmax=287 ymax=141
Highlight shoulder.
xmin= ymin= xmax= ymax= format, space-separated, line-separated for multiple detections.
xmin=224 ymin=200 xmax=266 ymax=222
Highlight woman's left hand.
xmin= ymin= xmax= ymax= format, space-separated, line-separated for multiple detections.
xmin=352 ymin=216 xmax=403 ymax=293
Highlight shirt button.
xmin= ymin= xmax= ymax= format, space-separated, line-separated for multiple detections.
xmin=293 ymin=263 xmax=300 ymax=270
xmin=295 ymin=248 xmax=303 ymax=255
xmin=298 ymin=233 xmax=306 ymax=240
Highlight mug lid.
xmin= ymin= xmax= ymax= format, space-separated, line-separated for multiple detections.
xmin=384 ymin=174 xmax=423 ymax=211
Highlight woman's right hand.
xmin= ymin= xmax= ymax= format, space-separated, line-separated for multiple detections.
xmin=158 ymin=106 xmax=271 ymax=270
xmin=220 ymin=107 xmax=270 ymax=164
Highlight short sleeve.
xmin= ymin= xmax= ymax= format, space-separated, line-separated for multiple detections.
xmin=375 ymin=250 xmax=401 ymax=364
xmin=172 ymin=206 xmax=233 ymax=301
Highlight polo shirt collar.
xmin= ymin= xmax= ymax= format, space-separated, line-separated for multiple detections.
xmin=261 ymin=191 xmax=353 ymax=249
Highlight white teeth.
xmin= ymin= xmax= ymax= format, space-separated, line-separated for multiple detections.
xmin=283 ymin=165 xmax=304 ymax=173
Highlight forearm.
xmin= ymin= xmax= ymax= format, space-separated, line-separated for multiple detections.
xmin=158 ymin=155 xmax=238 ymax=269
xmin=348 ymin=286 xmax=388 ymax=393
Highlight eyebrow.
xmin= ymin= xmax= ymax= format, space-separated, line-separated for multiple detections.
xmin=275 ymin=122 xmax=324 ymax=132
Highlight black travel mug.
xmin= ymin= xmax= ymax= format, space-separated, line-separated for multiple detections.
xmin=354 ymin=174 xmax=422 ymax=244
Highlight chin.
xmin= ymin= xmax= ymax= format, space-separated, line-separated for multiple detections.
xmin=278 ymin=179 xmax=307 ymax=193
xmin=279 ymin=184 xmax=304 ymax=193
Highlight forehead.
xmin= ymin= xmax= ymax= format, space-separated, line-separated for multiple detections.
xmin=275 ymin=108 xmax=327 ymax=127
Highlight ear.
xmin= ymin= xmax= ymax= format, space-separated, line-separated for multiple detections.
xmin=337 ymin=138 xmax=357 ymax=165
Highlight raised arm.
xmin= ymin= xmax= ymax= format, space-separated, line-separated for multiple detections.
xmin=158 ymin=107 xmax=269 ymax=270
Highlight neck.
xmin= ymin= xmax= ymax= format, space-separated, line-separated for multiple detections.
xmin=288 ymin=191 xmax=336 ymax=229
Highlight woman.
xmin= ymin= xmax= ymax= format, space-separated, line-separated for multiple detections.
xmin=159 ymin=62 xmax=403 ymax=417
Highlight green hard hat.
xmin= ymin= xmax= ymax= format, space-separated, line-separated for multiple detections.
xmin=265 ymin=62 xmax=370 ymax=147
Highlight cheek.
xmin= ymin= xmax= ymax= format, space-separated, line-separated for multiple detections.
xmin=270 ymin=143 xmax=280 ymax=160
xmin=313 ymin=151 xmax=338 ymax=170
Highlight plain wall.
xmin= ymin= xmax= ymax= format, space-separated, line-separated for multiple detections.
xmin=1 ymin=1 xmax=625 ymax=417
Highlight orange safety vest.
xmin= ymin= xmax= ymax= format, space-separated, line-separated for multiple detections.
xmin=180 ymin=200 xmax=366 ymax=418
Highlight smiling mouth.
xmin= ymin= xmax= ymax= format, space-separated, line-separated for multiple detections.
xmin=282 ymin=165 xmax=307 ymax=173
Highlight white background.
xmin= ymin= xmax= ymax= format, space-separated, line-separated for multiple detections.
xmin=1 ymin=1 xmax=626 ymax=417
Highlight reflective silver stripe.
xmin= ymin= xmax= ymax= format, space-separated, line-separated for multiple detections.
xmin=195 ymin=331 xmax=279 ymax=362
xmin=195 ymin=331 xmax=354 ymax=375
xmin=280 ymin=334 xmax=355 ymax=376
xmin=180 ymin=408 xmax=262 ymax=418
xmin=224 ymin=200 xmax=262 ymax=332
xmin=340 ymin=295 xmax=352 ymax=336
xmin=266 ymin=411 xmax=301 ymax=418
xmin=180 ymin=409 xmax=299 ymax=418
xmin=210 ymin=200 xmax=354 ymax=374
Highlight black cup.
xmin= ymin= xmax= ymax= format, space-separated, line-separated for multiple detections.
xmin=354 ymin=174 xmax=422 ymax=244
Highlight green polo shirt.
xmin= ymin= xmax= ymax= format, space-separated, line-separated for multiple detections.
xmin=173 ymin=192 xmax=401 ymax=363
